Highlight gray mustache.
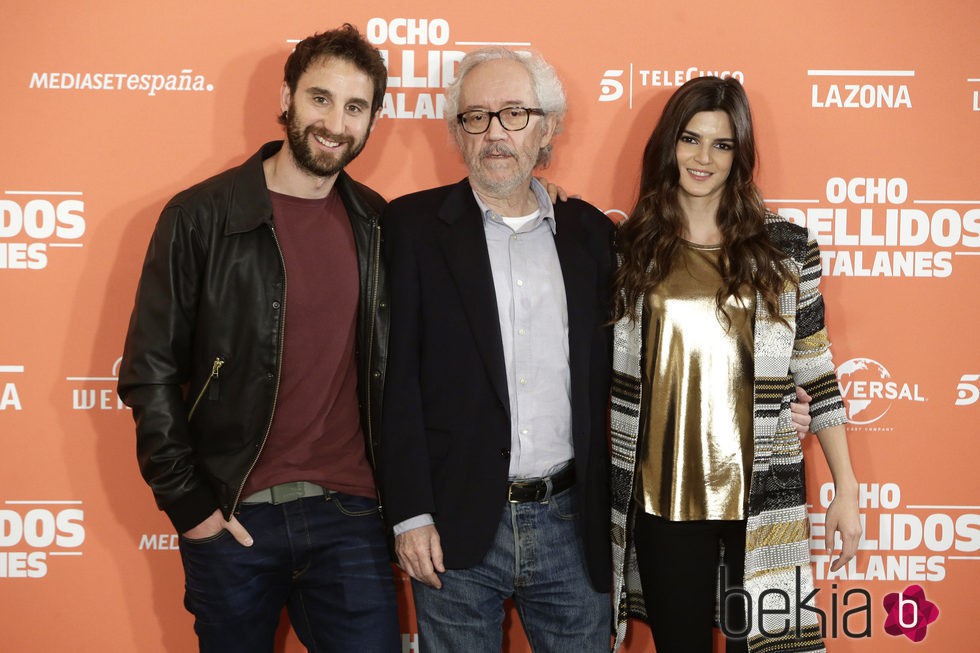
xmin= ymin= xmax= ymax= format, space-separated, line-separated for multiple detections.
xmin=481 ymin=144 xmax=516 ymax=158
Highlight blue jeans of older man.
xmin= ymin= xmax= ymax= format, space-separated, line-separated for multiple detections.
xmin=411 ymin=486 xmax=611 ymax=652
xmin=178 ymin=491 xmax=400 ymax=653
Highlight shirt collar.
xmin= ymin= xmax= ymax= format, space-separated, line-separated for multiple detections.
xmin=472 ymin=178 xmax=557 ymax=235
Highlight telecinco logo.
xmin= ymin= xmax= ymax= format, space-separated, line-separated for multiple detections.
xmin=955 ymin=374 xmax=980 ymax=406
xmin=598 ymin=66 xmax=744 ymax=108
xmin=1 ymin=190 xmax=86 ymax=269
xmin=68 ymin=357 xmax=128 ymax=411
xmin=598 ymin=70 xmax=624 ymax=103
xmin=0 ymin=501 xmax=85 ymax=578
xmin=836 ymin=358 xmax=925 ymax=427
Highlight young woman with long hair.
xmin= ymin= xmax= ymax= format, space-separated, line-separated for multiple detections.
xmin=609 ymin=76 xmax=861 ymax=653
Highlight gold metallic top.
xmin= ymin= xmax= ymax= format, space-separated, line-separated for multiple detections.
xmin=636 ymin=241 xmax=755 ymax=521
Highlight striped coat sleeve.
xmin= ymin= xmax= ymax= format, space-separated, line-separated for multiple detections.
xmin=788 ymin=234 xmax=847 ymax=432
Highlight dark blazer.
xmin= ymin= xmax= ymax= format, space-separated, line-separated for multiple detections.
xmin=379 ymin=179 xmax=614 ymax=591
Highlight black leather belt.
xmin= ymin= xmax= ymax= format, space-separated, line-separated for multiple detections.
xmin=507 ymin=465 xmax=575 ymax=503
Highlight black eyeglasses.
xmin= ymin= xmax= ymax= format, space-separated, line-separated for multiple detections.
xmin=456 ymin=106 xmax=546 ymax=134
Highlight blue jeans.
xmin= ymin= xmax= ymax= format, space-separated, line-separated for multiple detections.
xmin=411 ymin=487 xmax=611 ymax=652
xmin=179 ymin=492 xmax=400 ymax=653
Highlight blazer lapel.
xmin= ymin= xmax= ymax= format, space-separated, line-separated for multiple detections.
xmin=437 ymin=180 xmax=511 ymax=415
xmin=553 ymin=206 xmax=594 ymax=447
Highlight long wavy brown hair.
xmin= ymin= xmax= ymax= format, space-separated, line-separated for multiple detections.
xmin=613 ymin=76 xmax=791 ymax=324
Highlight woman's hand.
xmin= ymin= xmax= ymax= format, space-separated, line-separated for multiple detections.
xmin=813 ymin=423 xmax=862 ymax=572
xmin=535 ymin=176 xmax=576 ymax=203
xmin=824 ymin=483 xmax=861 ymax=572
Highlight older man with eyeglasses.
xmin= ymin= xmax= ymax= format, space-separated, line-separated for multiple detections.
xmin=378 ymin=48 xmax=615 ymax=651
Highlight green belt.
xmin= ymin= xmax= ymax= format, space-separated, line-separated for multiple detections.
xmin=241 ymin=481 xmax=328 ymax=505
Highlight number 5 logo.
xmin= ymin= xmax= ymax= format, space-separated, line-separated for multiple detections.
xmin=955 ymin=374 xmax=980 ymax=406
xmin=599 ymin=70 xmax=624 ymax=102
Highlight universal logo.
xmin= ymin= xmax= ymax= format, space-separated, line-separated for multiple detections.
xmin=836 ymin=358 xmax=925 ymax=428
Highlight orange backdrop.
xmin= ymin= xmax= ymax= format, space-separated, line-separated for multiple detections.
xmin=1 ymin=1 xmax=978 ymax=651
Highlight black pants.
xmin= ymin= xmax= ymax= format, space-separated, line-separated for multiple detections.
xmin=634 ymin=512 xmax=750 ymax=653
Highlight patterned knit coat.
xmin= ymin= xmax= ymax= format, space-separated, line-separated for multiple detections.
xmin=610 ymin=214 xmax=848 ymax=652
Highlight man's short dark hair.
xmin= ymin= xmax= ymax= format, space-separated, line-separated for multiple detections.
xmin=280 ymin=23 xmax=388 ymax=119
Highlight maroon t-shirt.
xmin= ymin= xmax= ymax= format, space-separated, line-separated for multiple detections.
xmin=243 ymin=188 xmax=376 ymax=499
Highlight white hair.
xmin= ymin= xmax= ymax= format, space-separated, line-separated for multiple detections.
xmin=445 ymin=47 xmax=566 ymax=167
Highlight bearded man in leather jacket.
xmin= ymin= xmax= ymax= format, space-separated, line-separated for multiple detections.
xmin=118 ymin=25 xmax=398 ymax=652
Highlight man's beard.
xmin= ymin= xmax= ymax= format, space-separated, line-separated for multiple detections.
xmin=285 ymin=109 xmax=368 ymax=178
xmin=467 ymin=142 xmax=535 ymax=197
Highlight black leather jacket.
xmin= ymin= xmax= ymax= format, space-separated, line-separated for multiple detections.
xmin=118 ymin=142 xmax=389 ymax=533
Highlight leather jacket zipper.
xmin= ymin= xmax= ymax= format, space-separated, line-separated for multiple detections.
xmin=188 ymin=356 xmax=224 ymax=420
xmin=363 ymin=220 xmax=388 ymax=520
xmin=365 ymin=221 xmax=381 ymax=470
xmin=232 ymin=225 xmax=286 ymax=513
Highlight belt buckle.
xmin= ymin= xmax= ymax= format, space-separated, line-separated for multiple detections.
xmin=269 ymin=482 xmax=303 ymax=505
xmin=538 ymin=476 xmax=553 ymax=504
xmin=507 ymin=478 xmax=552 ymax=503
